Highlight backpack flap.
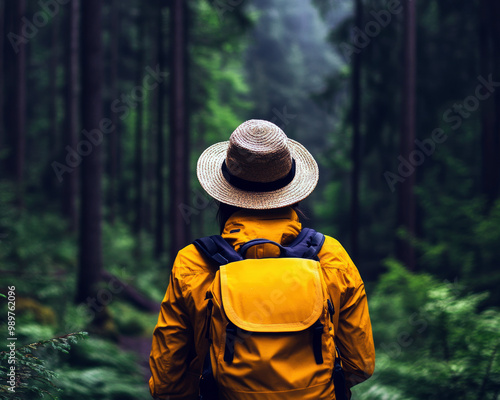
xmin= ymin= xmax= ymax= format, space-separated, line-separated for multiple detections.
xmin=220 ymin=258 xmax=324 ymax=332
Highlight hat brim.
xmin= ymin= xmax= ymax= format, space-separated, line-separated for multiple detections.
xmin=197 ymin=139 xmax=319 ymax=210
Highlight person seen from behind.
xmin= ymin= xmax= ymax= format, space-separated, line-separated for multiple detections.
xmin=149 ymin=120 xmax=375 ymax=399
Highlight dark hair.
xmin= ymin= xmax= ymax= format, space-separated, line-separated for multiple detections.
xmin=216 ymin=202 xmax=307 ymax=233
xmin=216 ymin=203 xmax=243 ymax=234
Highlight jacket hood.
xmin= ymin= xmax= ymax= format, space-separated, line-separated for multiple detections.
xmin=221 ymin=207 xmax=302 ymax=257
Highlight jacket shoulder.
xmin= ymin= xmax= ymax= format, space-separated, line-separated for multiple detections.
xmin=318 ymin=235 xmax=359 ymax=275
xmin=172 ymin=243 xmax=215 ymax=275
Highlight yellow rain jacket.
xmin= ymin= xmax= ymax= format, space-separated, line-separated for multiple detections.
xmin=149 ymin=207 xmax=375 ymax=399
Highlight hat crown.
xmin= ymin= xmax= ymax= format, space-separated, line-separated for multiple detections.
xmin=226 ymin=120 xmax=293 ymax=183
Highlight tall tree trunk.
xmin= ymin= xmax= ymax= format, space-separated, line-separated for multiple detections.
xmin=154 ymin=1 xmax=165 ymax=258
xmin=3 ymin=0 xmax=13 ymax=176
xmin=76 ymin=0 xmax=104 ymax=304
xmin=396 ymin=0 xmax=416 ymax=270
xmin=488 ymin=0 xmax=500 ymax=205
xmin=169 ymin=0 xmax=190 ymax=262
xmin=12 ymin=0 xmax=26 ymax=207
xmin=145 ymin=126 xmax=155 ymax=233
xmin=0 ymin=0 xmax=5 ymax=153
xmin=349 ymin=0 xmax=363 ymax=260
xmin=63 ymin=0 xmax=80 ymax=231
xmin=145 ymin=86 xmax=155 ymax=234
xmin=477 ymin=0 xmax=500 ymax=209
xmin=49 ymin=13 xmax=59 ymax=159
xmin=145 ymin=15 xmax=156 ymax=234
xmin=134 ymin=9 xmax=145 ymax=235
xmin=479 ymin=0 xmax=495 ymax=205
xmin=45 ymin=9 xmax=60 ymax=198
xmin=108 ymin=0 xmax=119 ymax=223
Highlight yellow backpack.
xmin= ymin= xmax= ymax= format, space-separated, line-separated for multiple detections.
xmin=194 ymin=229 xmax=348 ymax=400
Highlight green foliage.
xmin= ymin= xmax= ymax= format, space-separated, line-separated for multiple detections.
xmin=101 ymin=220 xmax=165 ymax=303
xmin=190 ymin=0 xmax=253 ymax=148
xmin=54 ymin=337 xmax=146 ymax=400
xmin=0 ymin=297 xmax=147 ymax=400
xmin=109 ymin=301 xmax=158 ymax=337
xmin=0 ymin=330 xmax=145 ymax=400
xmin=0 ymin=332 xmax=88 ymax=400
xmin=417 ymin=153 xmax=500 ymax=305
xmin=0 ymin=188 xmax=153 ymax=399
xmin=352 ymin=261 xmax=500 ymax=400
xmin=0 ymin=191 xmax=76 ymax=308
xmin=187 ymin=0 xmax=255 ymax=237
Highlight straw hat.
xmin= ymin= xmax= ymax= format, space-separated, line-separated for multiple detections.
xmin=197 ymin=119 xmax=319 ymax=210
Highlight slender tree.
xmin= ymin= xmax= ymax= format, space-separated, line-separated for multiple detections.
xmin=145 ymin=117 xmax=155 ymax=233
xmin=49 ymin=12 xmax=59 ymax=160
xmin=76 ymin=0 xmax=104 ymax=304
xmin=108 ymin=0 xmax=120 ymax=223
xmin=2 ymin=0 xmax=13 ymax=176
xmin=349 ymin=0 xmax=363 ymax=260
xmin=493 ymin=1 xmax=500 ymax=204
xmin=62 ymin=0 xmax=80 ymax=231
xmin=397 ymin=0 xmax=417 ymax=270
xmin=44 ymin=8 xmax=61 ymax=198
xmin=134 ymin=7 xmax=145 ymax=235
xmin=155 ymin=1 xmax=165 ymax=258
xmin=169 ymin=0 xmax=190 ymax=261
xmin=0 ymin=0 xmax=5 ymax=152
xmin=479 ymin=0 xmax=500 ymax=207
xmin=145 ymin=7 xmax=156 ymax=234
xmin=12 ymin=0 xmax=27 ymax=207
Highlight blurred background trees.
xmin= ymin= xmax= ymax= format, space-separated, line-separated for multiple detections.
xmin=1 ymin=0 xmax=499 ymax=398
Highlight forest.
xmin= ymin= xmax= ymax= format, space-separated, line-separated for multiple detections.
xmin=1 ymin=0 xmax=499 ymax=399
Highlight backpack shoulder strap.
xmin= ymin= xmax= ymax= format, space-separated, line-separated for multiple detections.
xmin=195 ymin=235 xmax=240 ymax=398
xmin=283 ymin=227 xmax=325 ymax=259
xmin=193 ymin=235 xmax=243 ymax=266
xmin=193 ymin=228 xmax=325 ymax=264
